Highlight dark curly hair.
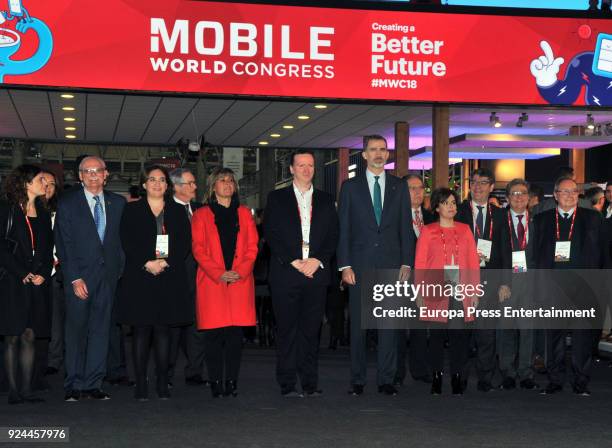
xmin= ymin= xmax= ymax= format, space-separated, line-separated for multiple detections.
xmin=140 ymin=164 xmax=171 ymax=198
xmin=2 ymin=164 xmax=43 ymax=208
xmin=430 ymin=187 xmax=459 ymax=221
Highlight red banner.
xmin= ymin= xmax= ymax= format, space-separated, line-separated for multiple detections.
xmin=0 ymin=0 xmax=610 ymax=106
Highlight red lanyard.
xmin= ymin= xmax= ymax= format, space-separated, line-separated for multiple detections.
xmin=507 ymin=210 xmax=528 ymax=251
xmin=24 ymin=215 xmax=35 ymax=255
xmin=472 ymin=202 xmax=493 ymax=240
xmin=555 ymin=209 xmax=577 ymax=241
xmin=440 ymin=226 xmax=459 ymax=266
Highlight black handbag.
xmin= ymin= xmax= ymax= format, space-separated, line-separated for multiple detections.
xmin=0 ymin=205 xmax=17 ymax=281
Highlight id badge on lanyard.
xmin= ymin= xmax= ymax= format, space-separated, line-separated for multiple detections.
xmin=477 ymin=239 xmax=492 ymax=267
xmin=512 ymin=251 xmax=527 ymax=273
xmin=554 ymin=241 xmax=571 ymax=262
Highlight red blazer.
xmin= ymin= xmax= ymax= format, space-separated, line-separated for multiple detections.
xmin=414 ymin=222 xmax=480 ymax=323
xmin=192 ymin=205 xmax=258 ymax=330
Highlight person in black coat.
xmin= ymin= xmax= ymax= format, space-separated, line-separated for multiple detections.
xmin=532 ymin=177 xmax=603 ymax=396
xmin=0 ymin=165 xmax=53 ymax=404
xmin=117 ymin=165 xmax=192 ymax=400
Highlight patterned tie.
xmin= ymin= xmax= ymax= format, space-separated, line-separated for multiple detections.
xmin=185 ymin=203 xmax=192 ymax=222
xmin=516 ymin=214 xmax=525 ymax=250
xmin=373 ymin=176 xmax=382 ymax=226
xmin=476 ymin=205 xmax=484 ymax=240
xmin=93 ymin=195 xmax=105 ymax=242
xmin=414 ymin=208 xmax=424 ymax=231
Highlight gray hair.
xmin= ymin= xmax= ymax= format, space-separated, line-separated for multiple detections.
xmin=505 ymin=178 xmax=529 ymax=197
xmin=78 ymin=156 xmax=106 ymax=171
xmin=169 ymin=167 xmax=194 ymax=186
xmin=554 ymin=176 xmax=576 ymax=192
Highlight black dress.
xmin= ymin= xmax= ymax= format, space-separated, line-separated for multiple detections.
xmin=116 ymin=199 xmax=192 ymax=326
xmin=0 ymin=200 xmax=53 ymax=337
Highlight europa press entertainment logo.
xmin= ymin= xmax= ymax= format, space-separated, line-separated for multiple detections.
xmin=0 ymin=0 xmax=53 ymax=83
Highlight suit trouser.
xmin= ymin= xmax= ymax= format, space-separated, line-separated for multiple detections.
xmin=429 ymin=327 xmax=471 ymax=375
xmin=0 ymin=340 xmax=6 ymax=393
xmin=546 ymin=329 xmax=592 ymax=389
xmin=349 ymin=283 xmax=396 ymax=387
xmin=106 ymin=324 xmax=128 ymax=379
xmin=64 ymin=279 xmax=113 ymax=391
xmin=203 ymin=327 xmax=243 ymax=382
xmin=395 ymin=329 xmax=429 ymax=382
xmin=48 ymin=275 xmax=65 ymax=370
xmin=271 ymin=282 xmax=327 ymax=390
xmin=184 ymin=322 xmax=207 ymax=378
xmin=168 ymin=326 xmax=186 ymax=381
xmin=498 ymin=328 xmax=534 ymax=380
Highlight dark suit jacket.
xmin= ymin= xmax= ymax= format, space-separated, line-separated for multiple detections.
xmin=55 ymin=187 xmax=126 ymax=296
xmin=117 ymin=199 xmax=192 ymax=325
xmin=337 ymin=172 xmax=415 ymax=271
xmin=264 ymin=185 xmax=339 ymax=287
xmin=532 ymin=208 xmax=602 ymax=269
xmin=499 ymin=209 xmax=536 ymax=271
xmin=602 ymin=217 xmax=612 ymax=268
xmin=455 ymin=200 xmax=505 ymax=270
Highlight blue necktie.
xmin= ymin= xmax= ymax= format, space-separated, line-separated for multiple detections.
xmin=94 ymin=196 xmax=105 ymax=242
xmin=373 ymin=176 xmax=382 ymax=226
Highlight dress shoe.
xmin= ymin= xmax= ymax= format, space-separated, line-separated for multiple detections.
xmin=533 ymin=355 xmax=547 ymax=374
xmin=107 ymin=376 xmax=135 ymax=387
xmin=348 ymin=385 xmax=364 ymax=396
xmin=303 ymin=388 xmax=323 ymax=397
xmin=378 ymin=384 xmax=398 ymax=396
xmin=540 ymin=383 xmax=562 ymax=395
xmin=572 ymin=385 xmax=591 ymax=397
xmin=431 ymin=372 xmax=443 ymax=395
xmin=281 ymin=386 xmax=303 ymax=398
xmin=210 ymin=380 xmax=224 ymax=398
xmin=185 ymin=375 xmax=206 ymax=386
xmin=451 ymin=374 xmax=463 ymax=395
xmin=83 ymin=389 xmax=111 ymax=400
xmin=477 ymin=381 xmax=494 ymax=393
xmin=519 ymin=378 xmax=539 ymax=390
xmin=8 ymin=390 xmax=24 ymax=405
xmin=412 ymin=374 xmax=433 ymax=384
xmin=224 ymin=380 xmax=238 ymax=397
xmin=501 ymin=377 xmax=516 ymax=390
xmin=64 ymin=390 xmax=80 ymax=402
xmin=44 ymin=366 xmax=59 ymax=376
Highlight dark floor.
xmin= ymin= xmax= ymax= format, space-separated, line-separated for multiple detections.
xmin=1 ymin=347 xmax=611 ymax=448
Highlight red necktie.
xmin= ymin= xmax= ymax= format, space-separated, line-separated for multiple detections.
xmin=414 ymin=209 xmax=423 ymax=231
xmin=517 ymin=214 xmax=525 ymax=250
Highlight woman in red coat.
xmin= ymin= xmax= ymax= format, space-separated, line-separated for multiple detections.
xmin=415 ymin=188 xmax=480 ymax=395
xmin=192 ymin=167 xmax=258 ymax=398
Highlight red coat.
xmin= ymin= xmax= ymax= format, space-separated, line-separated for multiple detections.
xmin=192 ymin=205 xmax=258 ymax=330
xmin=414 ymin=222 xmax=481 ymax=323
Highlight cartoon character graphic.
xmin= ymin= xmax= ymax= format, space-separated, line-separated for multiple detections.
xmin=0 ymin=0 xmax=52 ymax=83
xmin=530 ymin=34 xmax=611 ymax=107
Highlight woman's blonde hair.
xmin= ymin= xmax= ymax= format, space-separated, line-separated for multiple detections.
xmin=206 ymin=167 xmax=240 ymax=204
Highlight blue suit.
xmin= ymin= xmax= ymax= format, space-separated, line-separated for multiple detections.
xmin=337 ymin=172 xmax=415 ymax=387
xmin=55 ymin=187 xmax=125 ymax=392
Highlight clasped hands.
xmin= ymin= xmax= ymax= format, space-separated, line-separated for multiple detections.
xmin=220 ymin=271 xmax=241 ymax=284
xmin=145 ymin=259 xmax=170 ymax=276
xmin=22 ymin=273 xmax=45 ymax=286
xmin=291 ymin=258 xmax=321 ymax=278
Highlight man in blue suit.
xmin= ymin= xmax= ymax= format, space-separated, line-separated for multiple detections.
xmin=337 ymin=135 xmax=415 ymax=396
xmin=55 ymin=156 xmax=126 ymax=401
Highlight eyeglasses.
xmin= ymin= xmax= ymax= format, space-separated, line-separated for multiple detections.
xmin=555 ymin=189 xmax=579 ymax=195
xmin=508 ymin=191 xmax=528 ymax=197
xmin=80 ymin=168 xmax=106 ymax=176
xmin=408 ymin=186 xmax=425 ymax=192
xmin=177 ymin=181 xmax=196 ymax=186
xmin=147 ymin=177 xmax=167 ymax=184
xmin=470 ymin=179 xmax=491 ymax=186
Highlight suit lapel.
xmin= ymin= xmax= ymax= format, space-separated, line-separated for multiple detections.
xmin=284 ymin=186 xmax=303 ymax=243
xmin=78 ymin=188 xmax=100 ymax=239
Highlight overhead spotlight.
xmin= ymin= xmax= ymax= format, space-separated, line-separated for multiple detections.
xmin=516 ymin=112 xmax=529 ymax=128
xmin=489 ymin=112 xmax=502 ymax=128
xmin=586 ymin=113 xmax=595 ymax=130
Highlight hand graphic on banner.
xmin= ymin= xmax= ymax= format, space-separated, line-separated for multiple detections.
xmin=530 ymin=41 xmax=565 ymax=88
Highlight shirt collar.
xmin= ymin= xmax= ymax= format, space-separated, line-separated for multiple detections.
xmin=510 ymin=208 xmax=527 ymax=219
xmin=366 ymin=169 xmax=385 ymax=183
xmin=557 ymin=206 xmax=576 ymax=217
xmin=293 ymin=182 xmax=313 ymax=198
xmin=173 ymin=196 xmax=189 ymax=206
xmin=84 ymin=188 xmax=104 ymax=203
xmin=472 ymin=201 xmax=487 ymax=213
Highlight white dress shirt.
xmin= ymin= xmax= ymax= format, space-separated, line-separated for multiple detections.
xmin=293 ymin=183 xmax=313 ymax=246
xmin=471 ymin=201 xmax=488 ymax=236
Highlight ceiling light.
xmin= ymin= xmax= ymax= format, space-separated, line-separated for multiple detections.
xmin=65 ymin=134 xmax=76 ymax=139
xmin=516 ymin=112 xmax=528 ymax=128
xmin=270 ymin=133 xmax=281 ymax=138
xmin=63 ymin=117 xmax=76 ymax=122
xmin=64 ymin=126 xmax=76 ymax=131
xmin=258 ymin=141 xmax=269 ymax=145
xmin=489 ymin=112 xmax=501 ymax=128
xmin=62 ymin=106 xmax=75 ymax=111
xmin=314 ymin=104 xmax=327 ymax=109
xmin=586 ymin=113 xmax=595 ymax=130
xmin=298 ymin=115 xmax=310 ymax=120
xmin=60 ymin=94 xmax=75 ymax=99
xmin=282 ymin=125 xmax=294 ymax=129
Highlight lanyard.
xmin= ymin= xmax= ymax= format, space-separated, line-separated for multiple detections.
xmin=472 ymin=202 xmax=493 ymax=240
xmin=24 ymin=215 xmax=35 ymax=255
xmin=555 ymin=209 xmax=577 ymax=241
xmin=507 ymin=210 xmax=528 ymax=251
xmin=440 ymin=226 xmax=459 ymax=266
